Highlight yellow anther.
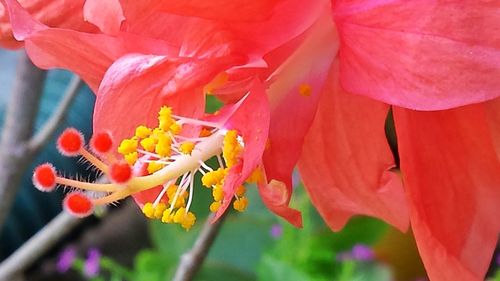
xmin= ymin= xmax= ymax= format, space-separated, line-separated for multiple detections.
xmin=209 ymin=201 xmax=221 ymax=213
xmin=166 ymin=184 xmax=178 ymax=198
xmin=161 ymin=209 xmax=174 ymax=223
xmin=246 ymin=168 xmax=262 ymax=184
xmin=124 ymin=152 xmax=138 ymax=166
xmin=154 ymin=203 xmax=167 ymax=219
xmin=152 ymin=128 xmax=164 ymax=137
xmin=169 ymin=122 xmax=182 ymax=135
xmin=179 ymin=142 xmax=195 ymax=155
xmin=233 ymin=196 xmax=248 ymax=212
xmin=199 ymin=128 xmax=212 ymax=137
xmin=299 ymin=83 xmax=312 ymax=97
xmin=173 ymin=207 xmax=187 ymax=223
xmin=142 ymin=203 xmax=155 ymax=219
xmin=159 ymin=106 xmax=172 ymax=117
xmin=223 ymin=130 xmax=242 ymax=168
xmin=181 ymin=212 xmax=196 ymax=230
xmin=235 ymin=185 xmax=246 ymax=197
xmin=147 ymin=161 xmax=164 ymax=174
xmin=201 ymin=168 xmax=225 ymax=188
xmin=155 ymin=137 xmax=171 ymax=157
xmin=135 ymin=125 xmax=152 ymax=139
xmin=118 ymin=139 xmax=138 ymax=155
xmin=140 ymin=137 xmax=156 ymax=152
xmin=212 ymin=185 xmax=224 ymax=202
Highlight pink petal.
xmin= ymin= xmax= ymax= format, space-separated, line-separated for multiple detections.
xmin=393 ymin=104 xmax=500 ymax=281
xmin=485 ymin=98 xmax=500 ymax=160
xmin=264 ymin=11 xmax=338 ymax=190
xmin=0 ymin=0 xmax=95 ymax=49
xmin=93 ymin=53 xmax=239 ymax=143
xmin=257 ymin=12 xmax=338 ymax=226
xmin=334 ymin=0 xmax=500 ymax=110
xmin=83 ymin=0 xmax=124 ymax=35
xmin=298 ymin=59 xmax=408 ymax=232
xmin=213 ymin=80 xmax=270 ymax=220
xmin=257 ymin=178 xmax=303 ymax=228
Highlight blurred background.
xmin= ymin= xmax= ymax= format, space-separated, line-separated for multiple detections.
xmin=0 ymin=49 xmax=498 ymax=281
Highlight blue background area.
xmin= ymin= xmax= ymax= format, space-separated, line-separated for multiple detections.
xmin=0 ymin=50 xmax=96 ymax=259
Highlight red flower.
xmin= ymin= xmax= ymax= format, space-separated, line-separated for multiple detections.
xmin=5 ymin=1 xmax=500 ymax=280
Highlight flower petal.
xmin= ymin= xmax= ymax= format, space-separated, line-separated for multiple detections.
xmin=393 ymin=104 xmax=500 ymax=281
xmin=485 ymin=98 xmax=500 ymax=160
xmin=213 ymin=80 xmax=270 ymax=220
xmin=334 ymin=0 xmax=500 ymax=110
xmin=298 ymin=59 xmax=408 ymax=232
xmin=257 ymin=12 xmax=338 ymax=226
xmin=0 ymin=0 xmax=94 ymax=49
xmin=83 ymin=0 xmax=124 ymax=35
xmin=93 ymin=53 xmax=240 ymax=143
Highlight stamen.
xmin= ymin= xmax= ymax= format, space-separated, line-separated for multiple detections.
xmin=90 ymin=131 xmax=113 ymax=154
xmin=57 ymin=128 xmax=84 ymax=156
xmin=33 ymin=163 xmax=57 ymax=192
xmin=63 ymin=192 xmax=94 ymax=218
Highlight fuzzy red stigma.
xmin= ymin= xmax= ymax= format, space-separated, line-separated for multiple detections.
xmin=57 ymin=128 xmax=84 ymax=156
xmin=110 ymin=162 xmax=132 ymax=184
xmin=63 ymin=192 xmax=93 ymax=218
xmin=90 ymin=132 xmax=113 ymax=154
xmin=33 ymin=163 xmax=56 ymax=192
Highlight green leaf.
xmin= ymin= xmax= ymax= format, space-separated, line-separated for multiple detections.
xmin=257 ymin=255 xmax=318 ymax=281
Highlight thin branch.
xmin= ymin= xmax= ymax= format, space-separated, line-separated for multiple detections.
xmin=28 ymin=76 xmax=83 ymax=154
xmin=0 ymin=51 xmax=46 ymax=230
xmin=0 ymin=212 xmax=80 ymax=281
xmin=0 ymin=176 xmax=108 ymax=281
xmin=172 ymin=213 xmax=227 ymax=281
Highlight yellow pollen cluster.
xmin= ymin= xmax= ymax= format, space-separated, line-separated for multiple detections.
xmin=117 ymin=106 xmax=181 ymax=171
xmin=223 ymin=130 xmax=242 ymax=168
xmin=141 ymin=184 xmax=196 ymax=230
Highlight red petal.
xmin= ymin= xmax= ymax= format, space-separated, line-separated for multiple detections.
xmin=298 ymin=60 xmax=408 ymax=231
xmin=485 ymin=98 xmax=500 ymax=160
xmin=93 ymin=53 xmax=239 ymax=144
xmin=393 ymin=104 xmax=500 ymax=281
xmin=334 ymin=1 xmax=500 ymax=110
xmin=257 ymin=178 xmax=302 ymax=228
xmin=0 ymin=0 xmax=95 ymax=49
xmin=263 ymin=11 xmax=338 ymax=192
xmin=83 ymin=0 xmax=124 ymax=35
xmin=213 ymin=80 xmax=270 ymax=220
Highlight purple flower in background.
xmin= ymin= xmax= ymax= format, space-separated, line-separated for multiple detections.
xmin=270 ymin=224 xmax=283 ymax=239
xmin=56 ymin=246 xmax=76 ymax=273
xmin=496 ymin=252 xmax=500 ymax=266
xmin=84 ymin=248 xmax=101 ymax=278
xmin=351 ymin=244 xmax=374 ymax=262
xmin=337 ymin=244 xmax=374 ymax=262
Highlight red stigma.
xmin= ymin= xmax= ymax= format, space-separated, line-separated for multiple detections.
xmin=33 ymin=163 xmax=56 ymax=192
xmin=63 ymin=192 xmax=93 ymax=217
xmin=57 ymin=128 xmax=84 ymax=156
xmin=90 ymin=132 xmax=113 ymax=154
xmin=110 ymin=162 xmax=132 ymax=184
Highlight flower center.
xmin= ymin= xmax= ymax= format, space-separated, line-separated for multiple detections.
xmin=33 ymin=106 xmax=256 ymax=230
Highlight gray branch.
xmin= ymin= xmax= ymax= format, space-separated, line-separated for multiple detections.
xmin=0 ymin=212 xmax=80 ymax=281
xmin=0 ymin=51 xmax=46 ymax=230
xmin=28 ymin=76 xmax=83 ymax=154
xmin=172 ymin=213 xmax=227 ymax=281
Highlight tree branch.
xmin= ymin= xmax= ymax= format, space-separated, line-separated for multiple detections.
xmin=28 ymin=76 xmax=83 ymax=154
xmin=0 ymin=212 xmax=80 ymax=281
xmin=0 ymin=51 xmax=46 ymax=230
xmin=172 ymin=213 xmax=227 ymax=281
